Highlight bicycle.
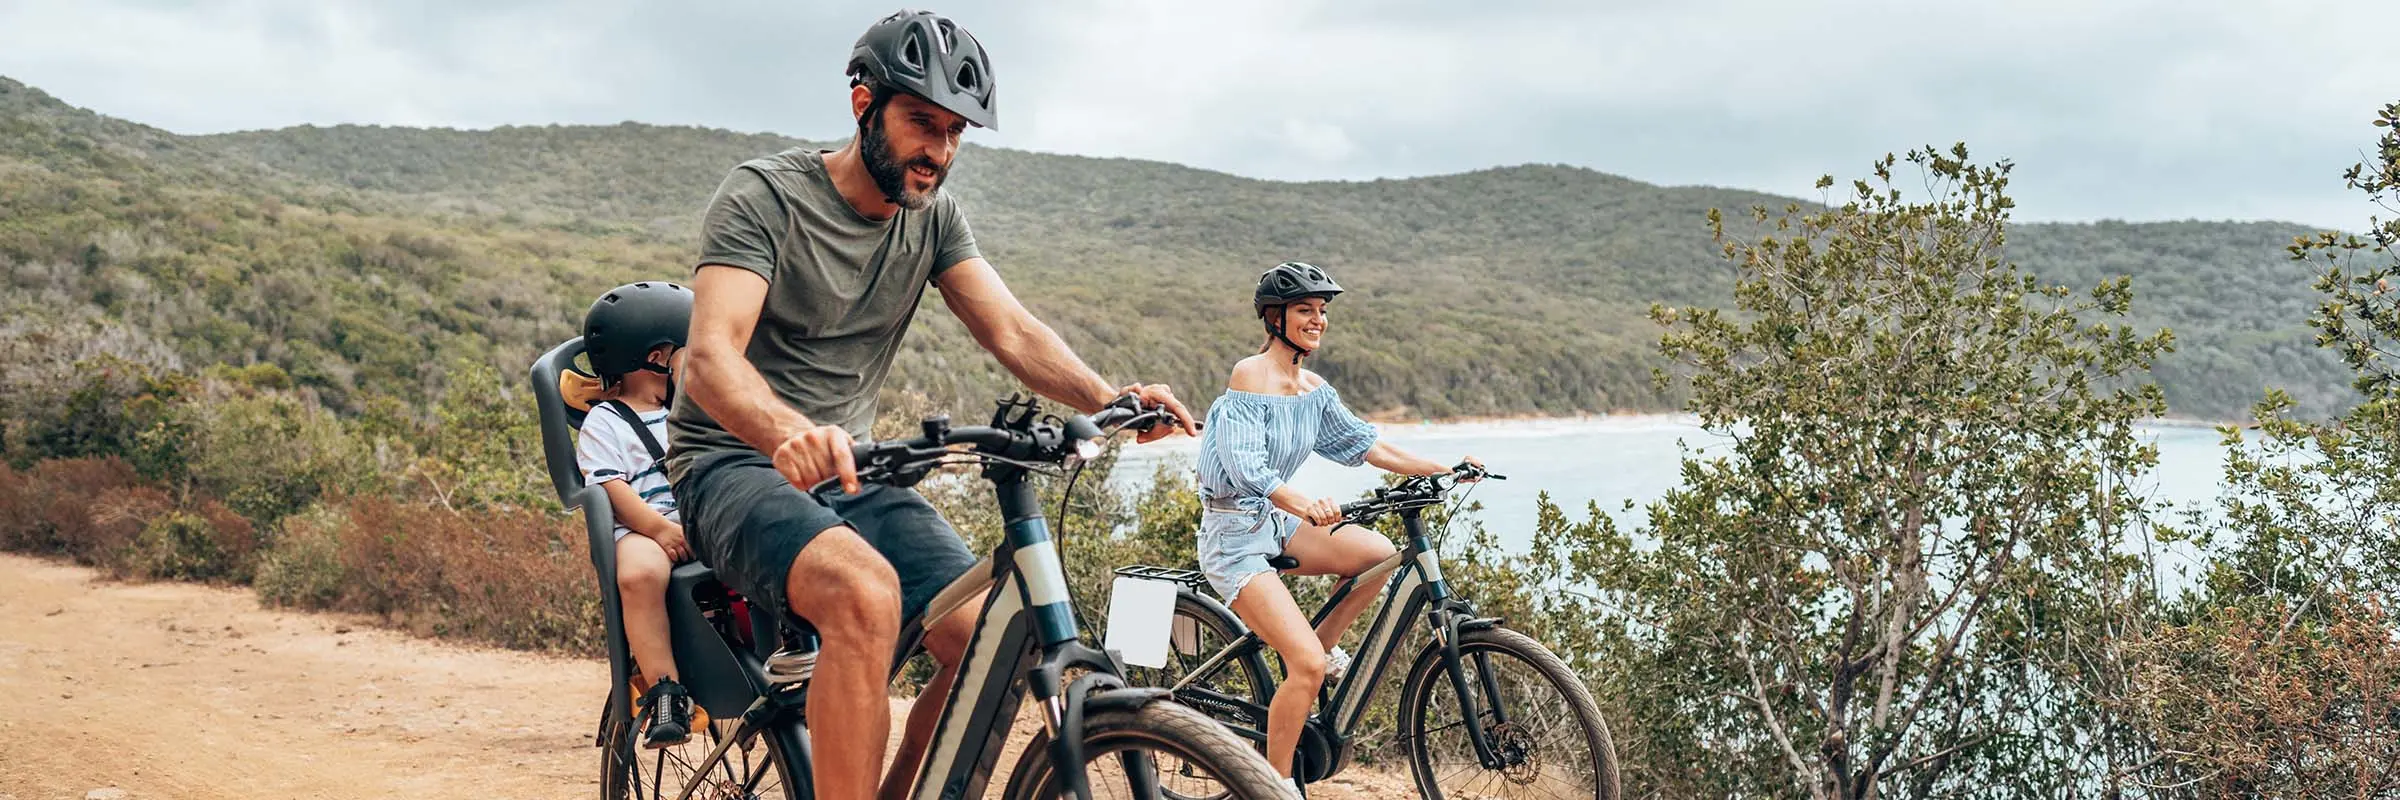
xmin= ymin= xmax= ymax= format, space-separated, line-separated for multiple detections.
xmin=1113 ymin=465 xmax=1621 ymax=800
xmin=531 ymin=339 xmax=1292 ymax=800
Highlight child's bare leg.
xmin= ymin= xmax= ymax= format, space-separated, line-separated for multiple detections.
xmin=617 ymin=534 xmax=679 ymax=681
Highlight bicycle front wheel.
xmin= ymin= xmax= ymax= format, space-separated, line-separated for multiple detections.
xmin=600 ymin=703 xmax=808 ymax=800
xmin=1399 ymin=627 xmax=1620 ymax=800
xmin=998 ymin=700 xmax=1293 ymax=800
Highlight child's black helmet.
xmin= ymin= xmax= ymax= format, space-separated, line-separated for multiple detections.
xmin=1254 ymin=261 xmax=1343 ymax=317
xmin=848 ymin=9 xmax=999 ymax=130
xmin=582 ymin=281 xmax=692 ymax=388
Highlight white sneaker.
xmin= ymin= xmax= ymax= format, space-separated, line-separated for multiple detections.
xmin=1324 ymin=646 xmax=1352 ymax=682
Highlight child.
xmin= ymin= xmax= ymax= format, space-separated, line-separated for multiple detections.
xmin=1196 ymin=261 xmax=1481 ymax=792
xmin=576 ymin=280 xmax=696 ymax=749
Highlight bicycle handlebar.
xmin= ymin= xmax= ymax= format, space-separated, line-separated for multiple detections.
xmin=812 ymin=393 xmax=1174 ymax=493
xmin=1338 ymin=461 xmax=1506 ymax=523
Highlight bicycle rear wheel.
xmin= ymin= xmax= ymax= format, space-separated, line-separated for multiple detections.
xmin=1399 ymin=627 xmax=1619 ymax=800
xmin=998 ymin=701 xmax=1294 ymax=800
xmin=1120 ymin=593 xmax=1275 ymax=800
xmin=600 ymin=701 xmax=807 ymax=800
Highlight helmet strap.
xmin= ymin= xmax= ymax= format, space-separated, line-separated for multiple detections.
xmin=1264 ymin=306 xmax=1310 ymax=365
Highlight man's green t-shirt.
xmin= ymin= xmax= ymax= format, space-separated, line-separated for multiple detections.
xmin=663 ymin=148 xmax=980 ymax=485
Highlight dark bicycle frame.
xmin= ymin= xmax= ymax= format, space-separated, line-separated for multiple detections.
xmin=533 ymin=339 xmax=1161 ymax=800
xmin=1140 ymin=497 xmax=1520 ymax=783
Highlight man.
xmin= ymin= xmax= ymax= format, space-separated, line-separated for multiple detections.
xmin=664 ymin=10 xmax=1198 ymax=800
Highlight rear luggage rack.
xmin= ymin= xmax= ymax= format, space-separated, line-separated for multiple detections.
xmin=1114 ymin=564 xmax=1208 ymax=591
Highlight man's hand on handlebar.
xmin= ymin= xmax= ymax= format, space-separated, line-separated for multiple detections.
xmin=1455 ymin=456 xmax=1489 ymax=483
xmin=774 ymin=424 xmax=861 ymax=495
xmin=1116 ymin=383 xmax=1200 ymax=443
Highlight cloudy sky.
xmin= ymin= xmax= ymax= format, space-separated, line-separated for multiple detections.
xmin=3 ymin=0 xmax=2393 ymax=228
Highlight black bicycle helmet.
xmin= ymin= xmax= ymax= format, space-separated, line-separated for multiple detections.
xmin=848 ymin=9 xmax=999 ymax=130
xmin=1254 ymin=261 xmax=1343 ymax=315
xmin=1254 ymin=262 xmax=1343 ymax=362
xmin=582 ymin=281 xmax=693 ymax=388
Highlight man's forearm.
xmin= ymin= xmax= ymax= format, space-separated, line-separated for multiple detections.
xmin=989 ymin=316 xmax=1116 ymax=413
xmin=685 ymin=345 xmax=816 ymax=455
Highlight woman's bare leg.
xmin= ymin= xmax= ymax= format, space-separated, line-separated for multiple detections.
xmin=1227 ymin=573 xmax=1328 ymax=779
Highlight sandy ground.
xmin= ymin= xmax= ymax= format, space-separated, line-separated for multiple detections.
xmin=0 ymin=553 xmax=1409 ymax=800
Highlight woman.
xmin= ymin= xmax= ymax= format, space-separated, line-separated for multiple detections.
xmin=1194 ymin=261 xmax=1481 ymax=791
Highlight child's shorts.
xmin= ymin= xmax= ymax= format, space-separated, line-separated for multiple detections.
xmin=1197 ymin=504 xmax=1299 ymax=604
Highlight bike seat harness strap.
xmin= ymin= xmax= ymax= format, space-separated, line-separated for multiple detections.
xmin=604 ymin=399 xmax=669 ymax=462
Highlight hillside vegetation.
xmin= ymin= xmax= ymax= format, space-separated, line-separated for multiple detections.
xmin=1 ymin=75 xmax=2350 ymax=424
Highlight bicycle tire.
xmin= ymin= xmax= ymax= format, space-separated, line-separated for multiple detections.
xmin=998 ymin=701 xmax=1296 ymax=800
xmin=600 ymin=703 xmax=808 ymax=800
xmin=1117 ymin=592 xmax=1276 ymax=800
xmin=1141 ymin=593 xmax=1276 ymax=725
xmin=1398 ymin=627 xmax=1620 ymax=800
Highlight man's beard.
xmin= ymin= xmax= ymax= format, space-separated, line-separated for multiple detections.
xmin=860 ymin=113 xmax=947 ymax=211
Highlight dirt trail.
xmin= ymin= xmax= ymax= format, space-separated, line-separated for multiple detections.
xmin=0 ymin=554 xmax=1407 ymax=800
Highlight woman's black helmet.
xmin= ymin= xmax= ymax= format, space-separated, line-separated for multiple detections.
xmin=848 ymin=9 xmax=999 ymax=130
xmin=1254 ymin=261 xmax=1343 ymax=317
xmin=1254 ymin=262 xmax=1343 ymax=363
xmin=582 ymin=281 xmax=692 ymax=388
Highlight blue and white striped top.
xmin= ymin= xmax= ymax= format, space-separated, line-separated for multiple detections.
xmin=1194 ymin=382 xmax=1381 ymax=513
xmin=575 ymin=405 xmax=682 ymax=540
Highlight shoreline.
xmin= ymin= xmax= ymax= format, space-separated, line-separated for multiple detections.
xmin=1367 ymin=410 xmax=2253 ymax=429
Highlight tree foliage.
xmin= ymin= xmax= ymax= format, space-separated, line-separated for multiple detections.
xmin=2115 ymin=101 xmax=2400 ymax=799
xmin=1522 ymin=147 xmax=2173 ymax=797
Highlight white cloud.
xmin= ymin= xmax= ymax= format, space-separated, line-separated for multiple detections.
xmin=2 ymin=0 xmax=2396 ymax=226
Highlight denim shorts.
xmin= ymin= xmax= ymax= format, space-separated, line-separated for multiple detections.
xmin=675 ymin=450 xmax=977 ymax=629
xmin=1197 ymin=503 xmax=1300 ymax=604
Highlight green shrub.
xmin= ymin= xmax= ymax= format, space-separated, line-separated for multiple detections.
xmin=173 ymin=381 xmax=378 ymax=524
xmin=131 ymin=511 xmax=233 ymax=581
xmin=254 ymin=503 xmax=351 ymax=609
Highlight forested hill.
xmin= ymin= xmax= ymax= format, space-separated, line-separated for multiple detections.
xmin=1 ymin=75 xmax=2351 ymax=422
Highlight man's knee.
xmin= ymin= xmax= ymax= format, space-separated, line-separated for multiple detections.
xmin=786 ymin=527 xmax=902 ymax=641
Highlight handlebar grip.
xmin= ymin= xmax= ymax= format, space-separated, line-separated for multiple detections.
xmin=1064 ymin=414 xmax=1103 ymax=443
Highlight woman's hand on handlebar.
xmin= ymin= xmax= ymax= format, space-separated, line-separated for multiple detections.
xmin=774 ymin=424 xmax=860 ymax=495
xmin=1274 ymin=491 xmax=1342 ymax=527
xmin=1115 ymin=383 xmax=1200 ymax=443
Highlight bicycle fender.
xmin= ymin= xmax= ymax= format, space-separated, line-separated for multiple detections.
xmin=1058 ymin=680 xmax=1173 ymax=800
xmin=1459 ymin=615 xmax=1508 ymax=633
xmin=1175 ymin=586 xmax=1250 ymax=641
xmin=1078 ymin=684 xmax=1173 ymax=715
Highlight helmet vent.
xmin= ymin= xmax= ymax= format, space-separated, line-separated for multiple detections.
xmin=956 ymin=61 xmax=981 ymax=90
xmin=900 ymin=35 xmax=924 ymax=69
xmin=935 ymin=19 xmax=957 ymax=53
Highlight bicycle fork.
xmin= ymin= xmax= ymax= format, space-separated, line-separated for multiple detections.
xmin=1427 ymin=594 xmax=1517 ymax=770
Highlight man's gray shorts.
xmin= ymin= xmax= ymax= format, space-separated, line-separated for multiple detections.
xmin=675 ymin=450 xmax=977 ymax=629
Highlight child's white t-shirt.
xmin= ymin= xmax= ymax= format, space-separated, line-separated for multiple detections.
xmin=575 ymin=404 xmax=681 ymax=541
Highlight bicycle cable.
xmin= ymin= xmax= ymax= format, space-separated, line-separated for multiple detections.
xmin=1054 ymin=454 xmax=1102 ymax=638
